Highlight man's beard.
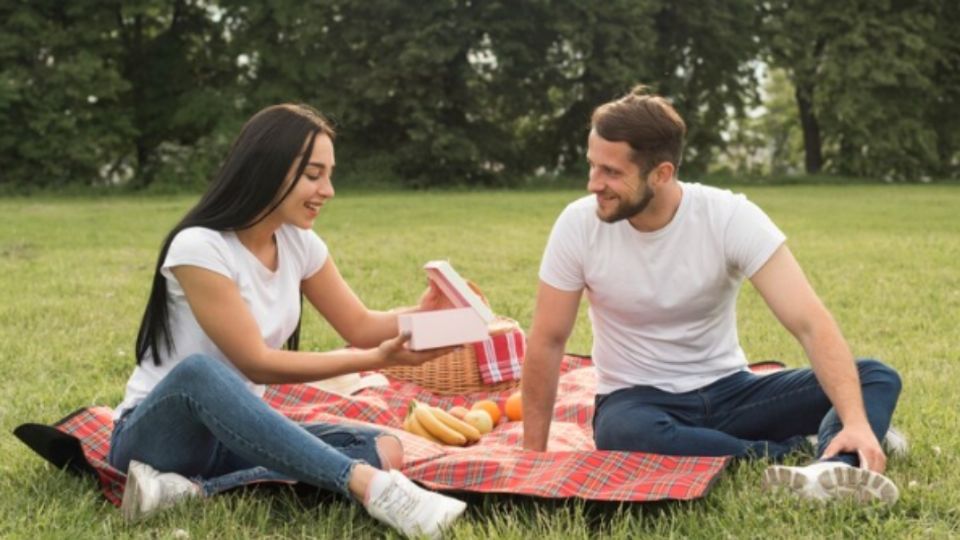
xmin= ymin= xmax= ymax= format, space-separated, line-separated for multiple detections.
xmin=598 ymin=182 xmax=655 ymax=223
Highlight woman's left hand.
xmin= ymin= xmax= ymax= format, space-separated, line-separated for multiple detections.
xmin=377 ymin=332 xmax=456 ymax=367
xmin=417 ymin=281 xmax=454 ymax=311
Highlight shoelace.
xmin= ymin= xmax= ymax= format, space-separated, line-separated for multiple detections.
xmin=374 ymin=479 xmax=421 ymax=520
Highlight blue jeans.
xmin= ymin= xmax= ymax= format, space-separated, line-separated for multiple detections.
xmin=593 ymin=359 xmax=901 ymax=467
xmin=108 ymin=354 xmax=391 ymax=497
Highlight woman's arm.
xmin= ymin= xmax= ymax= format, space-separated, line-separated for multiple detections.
xmin=301 ymin=257 xmax=452 ymax=348
xmin=171 ymin=265 xmax=449 ymax=385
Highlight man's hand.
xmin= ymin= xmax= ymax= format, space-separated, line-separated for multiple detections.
xmin=822 ymin=424 xmax=887 ymax=473
xmin=751 ymin=246 xmax=886 ymax=473
xmin=416 ymin=281 xmax=455 ymax=311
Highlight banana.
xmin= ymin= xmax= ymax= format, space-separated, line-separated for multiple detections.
xmin=413 ymin=403 xmax=467 ymax=446
xmin=430 ymin=406 xmax=481 ymax=443
xmin=405 ymin=411 xmax=442 ymax=444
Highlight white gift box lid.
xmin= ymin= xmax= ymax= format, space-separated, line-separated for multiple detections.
xmin=422 ymin=260 xmax=496 ymax=324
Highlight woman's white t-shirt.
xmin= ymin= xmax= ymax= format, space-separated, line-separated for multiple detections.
xmin=538 ymin=182 xmax=786 ymax=394
xmin=114 ymin=224 xmax=328 ymax=419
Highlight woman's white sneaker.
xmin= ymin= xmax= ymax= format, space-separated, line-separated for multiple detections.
xmin=762 ymin=461 xmax=899 ymax=505
xmin=363 ymin=470 xmax=466 ymax=539
xmin=121 ymin=460 xmax=201 ymax=522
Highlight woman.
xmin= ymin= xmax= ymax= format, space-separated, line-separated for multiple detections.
xmin=110 ymin=104 xmax=466 ymax=539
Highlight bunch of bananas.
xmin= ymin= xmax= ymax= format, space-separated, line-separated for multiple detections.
xmin=403 ymin=401 xmax=482 ymax=446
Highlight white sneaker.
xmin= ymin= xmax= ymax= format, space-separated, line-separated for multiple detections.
xmin=121 ymin=460 xmax=201 ymax=522
xmin=363 ymin=470 xmax=466 ymax=539
xmin=883 ymin=426 xmax=909 ymax=458
xmin=762 ymin=461 xmax=899 ymax=505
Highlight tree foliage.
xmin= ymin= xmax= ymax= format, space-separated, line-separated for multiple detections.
xmin=764 ymin=0 xmax=959 ymax=180
xmin=0 ymin=0 xmax=955 ymax=189
xmin=0 ymin=2 xmax=132 ymax=187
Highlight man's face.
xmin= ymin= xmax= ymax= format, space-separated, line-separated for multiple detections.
xmin=586 ymin=129 xmax=654 ymax=223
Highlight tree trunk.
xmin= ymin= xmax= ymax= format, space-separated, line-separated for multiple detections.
xmin=795 ymin=83 xmax=823 ymax=174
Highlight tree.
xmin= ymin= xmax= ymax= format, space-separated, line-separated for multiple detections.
xmin=927 ymin=0 xmax=960 ymax=179
xmin=220 ymin=0 xmax=764 ymax=186
xmin=763 ymin=0 xmax=845 ymax=174
xmin=111 ymin=0 xmax=239 ymax=187
xmin=716 ymin=68 xmax=803 ymax=177
xmin=0 ymin=1 xmax=132 ymax=188
xmin=765 ymin=0 xmax=957 ymax=180
xmin=649 ymin=0 xmax=763 ymax=177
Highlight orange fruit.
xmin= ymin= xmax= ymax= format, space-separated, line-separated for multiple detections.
xmin=504 ymin=391 xmax=522 ymax=422
xmin=471 ymin=400 xmax=501 ymax=425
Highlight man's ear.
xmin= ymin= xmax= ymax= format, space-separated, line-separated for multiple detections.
xmin=650 ymin=161 xmax=675 ymax=187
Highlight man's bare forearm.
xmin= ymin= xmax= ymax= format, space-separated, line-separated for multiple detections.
xmin=800 ymin=312 xmax=870 ymax=428
xmin=521 ymin=336 xmax=565 ymax=451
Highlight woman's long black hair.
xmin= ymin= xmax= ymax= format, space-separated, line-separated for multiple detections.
xmin=135 ymin=104 xmax=335 ymax=366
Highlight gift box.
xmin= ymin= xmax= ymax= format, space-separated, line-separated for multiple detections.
xmin=397 ymin=260 xmax=495 ymax=351
xmin=385 ymin=261 xmax=524 ymax=394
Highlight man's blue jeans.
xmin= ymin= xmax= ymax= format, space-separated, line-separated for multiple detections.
xmin=108 ymin=354 xmax=391 ymax=497
xmin=593 ymin=359 xmax=901 ymax=467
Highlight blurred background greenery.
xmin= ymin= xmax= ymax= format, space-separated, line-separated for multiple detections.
xmin=1 ymin=0 xmax=957 ymax=192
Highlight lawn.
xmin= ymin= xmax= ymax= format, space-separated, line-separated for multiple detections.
xmin=1 ymin=185 xmax=958 ymax=538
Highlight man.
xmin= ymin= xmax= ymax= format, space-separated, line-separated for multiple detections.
xmin=521 ymin=85 xmax=902 ymax=504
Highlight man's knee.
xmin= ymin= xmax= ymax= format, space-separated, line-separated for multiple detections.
xmin=594 ymin=407 xmax=676 ymax=453
xmin=856 ymin=358 xmax=902 ymax=395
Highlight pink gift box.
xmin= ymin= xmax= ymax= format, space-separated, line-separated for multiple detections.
xmin=398 ymin=261 xmax=495 ymax=351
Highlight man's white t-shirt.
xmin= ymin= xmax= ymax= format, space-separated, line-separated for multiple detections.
xmin=539 ymin=182 xmax=785 ymax=394
xmin=114 ymin=224 xmax=329 ymax=419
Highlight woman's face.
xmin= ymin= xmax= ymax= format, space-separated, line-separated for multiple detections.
xmin=276 ymin=133 xmax=335 ymax=230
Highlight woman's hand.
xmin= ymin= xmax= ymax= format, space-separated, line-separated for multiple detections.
xmin=417 ymin=281 xmax=455 ymax=312
xmin=376 ymin=332 xmax=456 ymax=367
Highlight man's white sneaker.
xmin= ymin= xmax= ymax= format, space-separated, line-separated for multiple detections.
xmin=121 ymin=460 xmax=201 ymax=522
xmin=883 ymin=426 xmax=909 ymax=458
xmin=762 ymin=461 xmax=899 ymax=505
xmin=363 ymin=470 xmax=466 ymax=539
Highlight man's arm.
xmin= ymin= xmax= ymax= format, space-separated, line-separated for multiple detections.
xmin=750 ymin=244 xmax=886 ymax=472
xmin=522 ymin=281 xmax=582 ymax=451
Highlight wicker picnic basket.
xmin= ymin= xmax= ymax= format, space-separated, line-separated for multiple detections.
xmin=381 ymin=318 xmax=522 ymax=395
xmin=382 ymin=277 xmax=524 ymax=394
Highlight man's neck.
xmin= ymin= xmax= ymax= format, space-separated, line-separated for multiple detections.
xmin=627 ymin=181 xmax=683 ymax=232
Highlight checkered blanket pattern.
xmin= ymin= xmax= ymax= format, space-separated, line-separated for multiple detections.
xmin=472 ymin=327 xmax=525 ymax=384
xmin=53 ymin=355 xmax=730 ymax=506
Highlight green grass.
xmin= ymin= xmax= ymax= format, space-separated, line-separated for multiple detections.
xmin=2 ymin=185 xmax=959 ymax=538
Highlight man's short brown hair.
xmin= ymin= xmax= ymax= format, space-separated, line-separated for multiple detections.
xmin=591 ymin=85 xmax=687 ymax=176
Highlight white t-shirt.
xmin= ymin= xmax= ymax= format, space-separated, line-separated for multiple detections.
xmin=114 ymin=224 xmax=329 ymax=419
xmin=539 ymin=182 xmax=785 ymax=394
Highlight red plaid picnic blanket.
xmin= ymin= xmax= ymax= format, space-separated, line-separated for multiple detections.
xmin=18 ymin=355 xmax=732 ymax=507
xmin=472 ymin=327 xmax=525 ymax=384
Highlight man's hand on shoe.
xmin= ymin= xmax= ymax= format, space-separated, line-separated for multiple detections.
xmin=822 ymin=424 xmax=887 ymax=473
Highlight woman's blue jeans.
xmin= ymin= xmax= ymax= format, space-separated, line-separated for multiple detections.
xmin=108 ymin=354 xmax=390 ymax=497
xmin=593 ymin=359 xmax=901 ymax=467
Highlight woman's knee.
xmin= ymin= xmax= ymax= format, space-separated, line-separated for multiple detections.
xmin=375 ymin=435 xmax=403 ymax=470
xmin=169 ymin=354 xmax=233 ymax=387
